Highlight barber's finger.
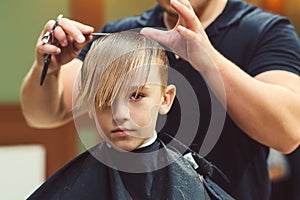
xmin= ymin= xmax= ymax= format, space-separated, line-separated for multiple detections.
xmin=141 ymin=27 xmax=173 ymax=47
xmin=53 ymin=26 xmax=68 ymax=47
xmin=72 ymin=37 xmax=93 ymax=51
xmin=171 ymin=0 xmax=201 ymax=30
xmin=38 ymin=20 xmax=55 ymax=43
xmin=71 ymin=20 xmax=94 ymax=33
xmin=36 ymin=43 xmax=61 ymax=67
xmin=176 ymin=0 xmax=193 ymax=9
xmin=176 ymin=25 xmax=199 ymax=42
xmin=172 ymin=0 xmax=193 ymax=27
xmin=37 ymin=43 xmax=61 ymax=56
xmin=57 ymin=18 xmax=94 ymax=43
xmin=43 ymin=20 xmax=56 ymax=33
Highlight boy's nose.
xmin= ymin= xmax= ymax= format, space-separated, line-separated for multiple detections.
xmin=112 ymin=101 xmax=130 ymax=124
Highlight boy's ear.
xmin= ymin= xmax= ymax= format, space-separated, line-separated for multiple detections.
xmin=159 ymin=85 xmax=176 ymax=115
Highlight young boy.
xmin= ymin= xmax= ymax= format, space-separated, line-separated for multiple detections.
xmin=28 ymin=31 xmax=232 ymax=200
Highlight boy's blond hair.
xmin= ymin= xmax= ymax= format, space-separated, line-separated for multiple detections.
xmin=75 ymin=31 xmax=169 ymax=112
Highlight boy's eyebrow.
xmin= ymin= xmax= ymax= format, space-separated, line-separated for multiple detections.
xmin=127 ymin=85 xmax=146 ymax=91
xmin=128 ymin=84 xmax=161 ymax=90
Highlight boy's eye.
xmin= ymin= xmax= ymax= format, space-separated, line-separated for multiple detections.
xmin=129 ymin=93 xmax=145 ymax=101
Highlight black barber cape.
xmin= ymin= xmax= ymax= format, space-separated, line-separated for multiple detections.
xmin=27 ymin=134 xmax=233 ymax=200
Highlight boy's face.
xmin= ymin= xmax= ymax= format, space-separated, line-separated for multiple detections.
xmin=95 ymin=65 xmax=175 ymax=152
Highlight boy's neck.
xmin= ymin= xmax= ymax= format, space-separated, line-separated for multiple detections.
xmin=136 ymin=131 xmax=158 ymax=149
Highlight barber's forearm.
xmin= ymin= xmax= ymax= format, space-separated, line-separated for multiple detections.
xmin=225 ymin=72 xmax=300 ymax=154
xmin=21 ymin=61 xmax=69 ymax=128
xmin=201 ymin=52 xmax=300 ymax=153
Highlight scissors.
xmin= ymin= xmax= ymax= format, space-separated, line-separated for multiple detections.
xmin=39 ymin=14 xmax=110 ymax=86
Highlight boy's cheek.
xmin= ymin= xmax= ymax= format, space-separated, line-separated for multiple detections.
xmin=131 ymin=105 xmax=160 ymax=127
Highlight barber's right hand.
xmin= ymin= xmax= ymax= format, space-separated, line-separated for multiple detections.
xmin=35 ymin=17 xmax=94 ymax=73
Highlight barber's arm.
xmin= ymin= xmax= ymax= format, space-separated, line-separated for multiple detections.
xmin=142 ymin=0 xmax=300 ymax=153
xmin=21 ymin=17 xmax=94 ymax=128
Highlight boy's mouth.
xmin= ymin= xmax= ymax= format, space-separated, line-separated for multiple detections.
xmin=111 ymin=128 xmax=132 ymax=137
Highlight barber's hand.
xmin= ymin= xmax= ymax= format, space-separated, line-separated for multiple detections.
xmin=141 ymin=0 xmax=218 ymax=73
xmin=36 ymin=17 xmax=94 ymax=73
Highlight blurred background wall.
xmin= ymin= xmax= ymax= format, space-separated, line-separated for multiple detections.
xmin=0 ymin=0 xmax=69 ymax=102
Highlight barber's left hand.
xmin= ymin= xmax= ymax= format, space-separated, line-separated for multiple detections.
xmin=141 ymin=0 xmax=219 ymax=74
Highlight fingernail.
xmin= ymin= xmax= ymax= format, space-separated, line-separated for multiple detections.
xmin=77 ymin=35 xmax=85 ymax=42
xmin=171 ymin=0 xmax=180 ymax=7
xmin=56 ymin=48 xmax=61 ymax=54
xmin=62 ymin=39 xmax=68 ymax=46
xmin=86 ymin=26 xmax=94 ymax=31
